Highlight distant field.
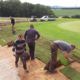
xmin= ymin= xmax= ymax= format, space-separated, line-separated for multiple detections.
xmin=53 ymin=9 xmax=80 ymax=17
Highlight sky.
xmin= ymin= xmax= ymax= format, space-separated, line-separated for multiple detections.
xmin=21 ymin=0 xmax=80 ymax=7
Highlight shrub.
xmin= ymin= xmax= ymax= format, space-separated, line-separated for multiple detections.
xmin=62 ymin=16 xmax=70 ymax=18
xmin=71 ymin=15 xmax=80 ymax=18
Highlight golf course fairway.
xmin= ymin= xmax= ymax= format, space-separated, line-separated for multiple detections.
xmin=59 ymin=21 xmax=80 ymax=33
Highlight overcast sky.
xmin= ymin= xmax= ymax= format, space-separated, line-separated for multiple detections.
xmin=20 ymin=0 xmax=80 ymax=7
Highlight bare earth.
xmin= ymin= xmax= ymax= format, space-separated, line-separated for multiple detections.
xmin=70 ymin=62 xmax=80 ymax=72
xmin=0 ymin=45 xmax=69 ymax=80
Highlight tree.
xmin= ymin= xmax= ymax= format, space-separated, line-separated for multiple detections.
xmin=0 ymin=0 xmax=55 ymax=17
xmin=0 ymin=0 xmax=3 ymax=16
xmin=21 ymin=3 xmax=34 ymax=17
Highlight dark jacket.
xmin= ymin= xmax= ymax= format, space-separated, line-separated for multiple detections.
xmin=24 ymin=29 xmax=40 ymax=43
xmin=11 ymin=18 xmax=15 ymax=25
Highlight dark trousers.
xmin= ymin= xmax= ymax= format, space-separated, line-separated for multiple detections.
xmin=28 ymin=42 xmax=35 ymax=60
xmin=45 ymin=43 xmax=61 ymax=73
xmin=12 ymin=24 xmax=16 ymax=34
xmin=15 ymin=53 xmax=27 ymax=70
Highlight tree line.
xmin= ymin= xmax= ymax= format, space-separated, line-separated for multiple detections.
xmin=0 ymin=0 xmax=55 ymax=17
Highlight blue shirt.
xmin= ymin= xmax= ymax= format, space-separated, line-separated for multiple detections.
xmin=54 ymin=40 xmax=72 ymax=53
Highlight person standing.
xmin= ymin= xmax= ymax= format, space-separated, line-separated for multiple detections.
xmin=10 ymin=17 xmax=16 ymax=34
xmin=24 ymin=24 xmax=40 ymax=60
xmin=12 ymin=34 xmax=29 ymax=72
xmin=44 ymin=40 xmax=75 ymax=73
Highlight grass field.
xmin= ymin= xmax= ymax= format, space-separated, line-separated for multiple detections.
xmin=0 ymin=18 xmax=80 ymax=80
xmin=53 ymin=9 xmax=80 ymax=17
xmin=59 ymin=21 xmax=80 ymax=33
xmin=0 ymin=18 xmax=80 ymax=63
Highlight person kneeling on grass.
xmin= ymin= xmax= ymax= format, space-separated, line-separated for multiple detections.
xmin=12 ymin=34 xmax=29 ymax=73
xmin=44 ymin=40 xmax=75 ymax=73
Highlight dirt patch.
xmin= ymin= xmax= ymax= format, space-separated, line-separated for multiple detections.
xmin=70 ymin=62 xmax=80 ymax=72
xmin=0 ymin=46 xmax=69 ymax=80
xmin=0 ymin=46 xmax=20 ymax=80
xmin=0 ymin=59 xmax=20 ymax=80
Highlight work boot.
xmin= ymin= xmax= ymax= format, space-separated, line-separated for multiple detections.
xmin=48 ymin=70 xmax=57 ymax=74
xmin=25 ymin=69 xmax=29 ymax=73
xmin=15 ymin=63 xmax=18 ymax=68
xmin=44 ymin=65 xmax=49 ymax=70
xmin=12 ymin=30 xmax=16 ymax=35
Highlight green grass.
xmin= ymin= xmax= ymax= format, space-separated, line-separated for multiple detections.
xmin=1 ymin=18 xmax=80 ymax=80
xmin=0 ymin=18 xmax=80 ymax=64
xmin=59 ymin=21 xmax=80 ymax=33
xmin=53 ymin=9 xmax=80 ymax=17
xmin=60 ymin=66 xmax=80 ymax=80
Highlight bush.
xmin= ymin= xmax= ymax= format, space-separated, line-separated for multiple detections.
xmin=62 ymin=16 xmax=70 ymax=18
xmin=71 ymin=15 xmax=80 ymax=18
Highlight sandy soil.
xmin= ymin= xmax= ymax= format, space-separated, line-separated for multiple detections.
xmin=0 ymin=45 xmax=69 ymax=80
xmin=70 ymin=62 xmax=80 ymax=72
